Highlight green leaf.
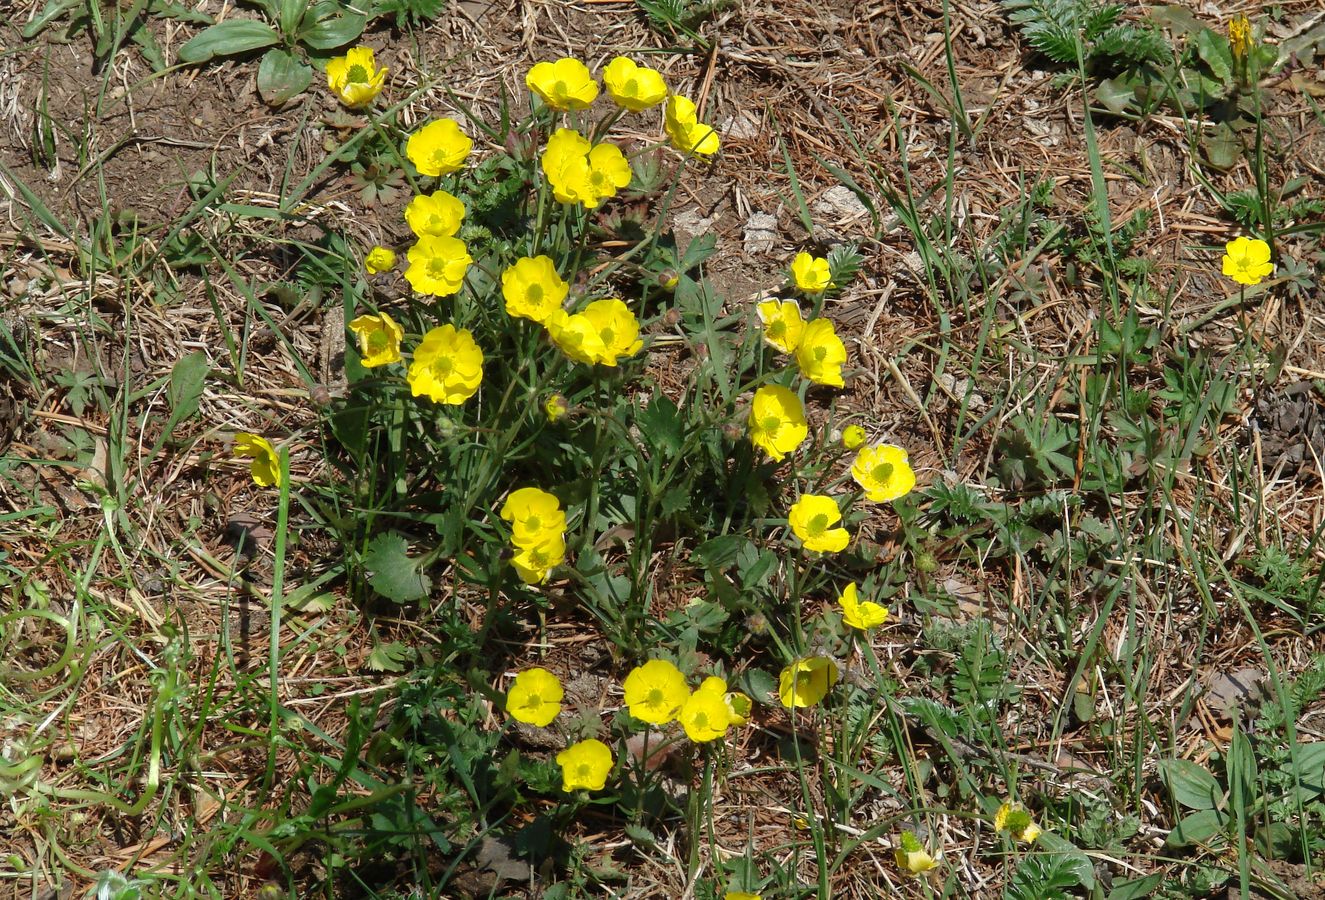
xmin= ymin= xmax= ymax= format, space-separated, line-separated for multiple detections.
xmin=1094 ymin=77 xmax=1135 ymax=115
xmin=257 ymin=48 xmax=313 ymax=105
xmin=1165 ymin=808 xmax=1228 ymax=848
xmin=177 ymin=19 xmax=281 ymax=63
xmin=22 ymin=0 xmax=82 ymax=39
xmin=636 ymin=394 xmax=683 ymax=457
xmin=1035 ymin=832 xmax=1096 ymax=890
xmin=366 ymin=640 xmax=410 ymax=672
xmin=1158 ymin=758 xmax=1223 ymax=810
xmin=298 ymin=12 xmax=365 ymax=49
xmin=1003 ymin=845 xmax=1091 ymax=900
xmin=168 ymin=350 xmax=208 ymax=425
xmin=1106 ymin=872 xmax=1165 ymax=900
xmin=1195 ymin=27 xmax=1234 ymax=86
xmin=363 ymin=532 xmax=430 ymax=602
xmin=693 ymin=535 xmax=753 ymax=570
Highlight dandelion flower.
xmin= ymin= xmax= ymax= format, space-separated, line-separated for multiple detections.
xmin=404 ymin=190 xmax=465 ymax=238
xmin=406 ymin=118 xmax=473 ymax=177
xmin=851 ymin=444 xmax=916 ymax=503
xmin=602 ymin=57 xmax=668 ymax=111
xmin=364 ymin=245 xmax=396 ymax=274
xmin=791 ymin=251 xmax=832 ymax=293
xmin=778 ymin=656 xmax=838 ymax=708
xmin=527 ymin=58 xmax=599 ymax=111
xmin=407 ymin=324 xmax=483 ymax=405
xmin=326 ymin=46 xmax=386 ymax=109
xmin=234 ymin=433 xmax=281 ymax=488
xmin=756 ymin=299 xmax=804 ymax=354
xmin=664 ymin=95 xmax=720 ymax=156
xmin=841 ymin=424 xmax=866 ymax=450
xmin=502 ymin=256 xmax=569 ymax=325
xmin=895 ymin=831 xmax=939 ymax=875
xmin=500 ymin=487 xmax=567 ymax=549
xmin=787 ymin=494 xmax=851 ymax=554
xmin=347 ymin=312 xmax=403 ymax=368
xmin=994 ymin=802 xmax=1042 ymax=843
xmin=404 ymin=235 xmax=472 ymax=297
xmin=505 ymin=667 xmax=564 ymax=726
xmin=1222 ymin=236 xmax=1273 ymax=286
xmin=622 ymin=659 xmax=690 ymax=724
xmin=747 ymin=385 xmax=808 ymax=462
xmin=556 ymin=738 xmax=613 ymax=792
xmin=794 ymin=317 xmax=847 ymax=387
xmin=838 ymin=582 xmax=888 ymax=630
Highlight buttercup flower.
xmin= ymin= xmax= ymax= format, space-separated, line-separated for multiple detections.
xmin=326 ymin=46 xmax=386 ymax=109
xmin=1222 ymin=236 xmax=1273 ymax=286
xmin=404 ymin=190 xmax=465 ymax=238
xmin=404 ymin=235 xmax=473 ymax=296
xmin=788 ymin=494 xmax=851 ymax=554
xmin=602 ymin=56 xmax=668 ymax=111
xmin=582 ymin=298 xmax=643 ymax=366
xmin=406 ymin=119 xmax=473 ymax=177
xmin=778 ymin=656 xmax=838 ymax=708
xmin=747 ymin=385 xmax=808 ymax=462
xmin=527 ymin=57 xmax=599 ymax=110
xmin=664 ymin=95 xmax=720 ymax=156
xmin=622 ymin=659 xmax=690 ymax=724
xmin=1229 ymin=14 xmax=1252 ymax=61
xmin=556 ymin=739 xmax=613 ymax=792
xmin=505 ymin=667 xmax=564 ymax=726
xmin=842 ymin=424 xmax=866 ymax=450
xmin=511 ymin=532 xmax=567 ymax=584
xmin=838 ymin=582 xmax=888 ymax=630
xmin=503 ymin=256 xmax=569 ymax=325
xmin=791 ymin=251 xmax=832 ymax=293
xmin=500 ymin=487 xmax=567 ymax=548
xmin=994 ymin=802 xmax=1042 ymax=843
xmin=364 ymin=245 xmax=396 ymax=274
xmin=757 ymin=299 xmax=804 ymax=354
xmin=348 ymin=312 xmax=403 ymax=368
xmin=724 ymin=690 xmax=753 ymax=726
xmin=795 ymin=318 xmax=847 ymax=387
xmin=895 ymin=831 xmax=939 ymax=875
xmin=679 ymin=683 xmax=731 ymax=742
xmin=234 ymin=433 xmax=281 ymax=488
xmin=545 ymin=393 xmax=569 ymax=423
xmin=724 ymin=894 xmax=762 ymax=900
xmin=541 ymin=128 xmax=595 ymax=205
xmin=407 ymin=324 xmax=483 ymax=404
xmin=582 ymin=142 xmax=632 ymax=208
xmin=546 ymin=310 xmax=605 ymax=366
xmin=851 ymin=444 xmax=916 ymax=503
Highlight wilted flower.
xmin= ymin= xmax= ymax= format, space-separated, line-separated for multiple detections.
xmin=791 ymin=251 xmax=832 ymax=293
xmin=404 ymin=190 xmax=465 ymax=238
xmin=347 ymin=312 xmax=403 ymax=368
xmin=787 ymin=494 xmax=851 ymax=554
xmin=895 ymin=831 xmax=939 ymax=875
xmin=747 ymin=385 xmax=808 ymax=462
xmin=756 ymin=299 xmax=804 ymax=354
xmin=1222 ymin=236 xmax=1273 ymax=286
xmin=1228 ymin=14 xmax=1252 ymax=61
xmin=511 ymin=532 xmax=566 ymax=584
xmin=527 ymin=57 xmax=599 ymax=110
xmin=794 ymin=318 xmax=847 ymax=387
xmin=364 ymin=245 xmax=396 ymax=274
xmin=556 ymin=739 xmax=613 ymax=792
xmin=841 ymin=424 xmax=866 ymax=450
xmin=778 ymin=656 xmax=838 ymax=708
xmin=502 ymin=256 xmax=569 ymax=325
xmin=838 ymin=582 xmax=888 ymax=630
xmin=544 ymin=393 xmax=569 ymax=423
xmin=602 ymin=56 xmax=668 ymax=111
xmin=234 ymin=433 xmax=281 ymax=488
xmin=404 ymin=235 xmax=472 ymax=296
xmin=407 ymin=324 xmax=483 ymax=404
xmin=506 ymin=667 xmax=564 ymax=726
xmin=406 ymin=118 xmax=473 ymax=177
xmin=664 ymin=95 xmax=720 ymax=156
xmin=582 ymin=298 xmax=643 ymax=366
xmin=500 ymin=487 xmax=567 ymax=549
xmin=994 ymin=802 xmax=1042 ymax=843
xmin=851 ymin=444 xmax=916 ymax=503
xmin=326 ymin=46 xmax=386 ymax=109
xmin=622 ymin=658 xmax=690 ymax=724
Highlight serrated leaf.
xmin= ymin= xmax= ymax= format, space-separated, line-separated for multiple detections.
xmin=636 ymin=394 xmax=683 ymax=457
xmin=366 ymin=640 xmax=410 ymax=672
xmin=257 ymin=48 xmax=313 ymax=105
xmin=363 ymin=532 xmax=430 ymax=602
xmin=177 ymin=19 xmax=280 ymax=63
xmin=1157 ymin=758 xmax=1223 ymax=810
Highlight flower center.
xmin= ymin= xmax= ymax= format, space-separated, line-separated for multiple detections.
xmin=432 ymin=355 xmax=454 ymax=376
xmin=761 ymin=416 xmax=782 ymax=435
xmin=647 ymin=687 xmax=665 ymax=706
xmin=525 ymin=692 xmax=542 ymax=708
xmin=795 ymin=671 xmax=813 ymax=693
xmin=427 ymin=257 xmax=450 ymax=279
xmin=554 ymin=79 xmax=569 ymax=98
xmin=525 ymin=514 xmax=542 ymax=532
xmin=809 ymin=513 xmax=829 ymax=534
xmin=600 ymin=327 xmax=615 ymax=346
xmin=527 ymin=284 xmax=543 ymax=303
xmin=873 ymin=463 xmax=894 ymax=484
xmin=692 ymin=711 xmax=710 ymax=728
xmin=347 ymin=64 xmax=369 ymax=83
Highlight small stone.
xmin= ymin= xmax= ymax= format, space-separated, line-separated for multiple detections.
xmin=743 ymin=211 xmax=779 ymax=255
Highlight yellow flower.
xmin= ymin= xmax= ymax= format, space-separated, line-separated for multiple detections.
xmin=544 ymin=393 xmax=569 ymax=423
xmin=407 ymin=324 xmax=483 ymax=405
xmin=851 ymin=444 xmax=916 ymax=503
xmin=583 ymin=142 xmax=632 ymax=208
xmin=778 ymin=656 xmax=838 ymax=708
xmin=541 ymin=128 xmax=594 ymax=205
xmin=511 ymin=532 xmax=566 ymax=585
xmin=679 ymin=683 xmax=731 ymax=742
xmin=347 ymin=312 xmax=403 ymax=368
xmin=602 ymin=56 xmax=668 ymax=111
xmin=526 ymin=57 xmax=599 ymax=110
xmin=838 ymin=582 xmax=888 ymax=630
xmin=502 ymin=256 xmax=568 ymax=325
xmin=794 ymin=318 xmax=847 ymax=387
xmin=994 ymin=802 xmax=1042 ymax=843
xmin=664 ymin=95 xmax=720 ymax=156
xmin=505 ymin=667 xmax=564 ymax=726
xmin=747 ymin=385 xmax=808 ymax=462
xmin=724 ymin=894 xmax=762 ymax=900
xmin=841 ymin=424 xmax=866 ymax=450
xmin=326 ymin=46 xmax=386 ymax=109
xmin=756 ymin=299 xmax=804 ymax=354
xmin=364 ymin=245 xmax=396 ymax=274
xmin=1222 ymin=236 xmax=1273 ymax=286
xmin=724 ymin=690 xmax=752 ymax=726
xmin=1229 ymin=14 xmax=1252 ymax=61
xmin=404 ymin=235 xmax=473 ymax=297
xmin=788 ymin=494 xmax=851 ymax=554
xmin=582 ymin=298 xmax=643 ymax=366
xmin=791 ymin=251 xmax=832 ymax=293
xmin=406 ymin=118 xmax=473 ymax=177
xmin=499 ymin=487 xmax=567 ymax=549
xmin=556 ymin=738 xmax=613 ymax=792
xmin=622 ymin=658 xmax=690 ymax=724
xmin=234 ymin=433 xmax=281 ymax=488
xmin=895 ymin=831 xmax=939 ymax=875
xmin=546 ymin=309 xmax=605 ymax=366
xmin=404 ymin=190 xmax=465 ymax=238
